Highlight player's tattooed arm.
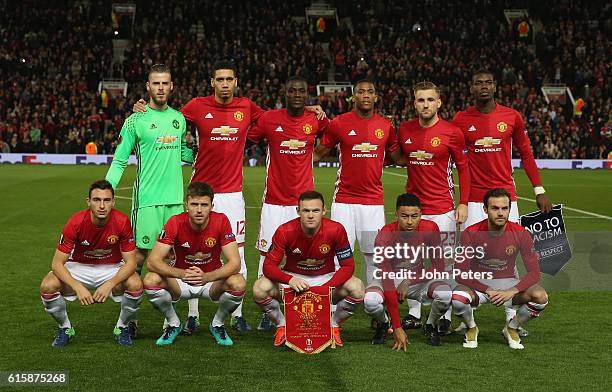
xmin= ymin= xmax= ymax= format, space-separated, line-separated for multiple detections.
xmin=51 ymin=250 xmax=95 ymax=306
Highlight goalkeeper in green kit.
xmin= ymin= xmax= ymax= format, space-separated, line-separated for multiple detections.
xmin=106 ymin=64 xmax=195 ymax=280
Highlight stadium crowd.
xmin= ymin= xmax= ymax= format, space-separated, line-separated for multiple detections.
xmin=0 ymin=0 xmax=610 ymax=159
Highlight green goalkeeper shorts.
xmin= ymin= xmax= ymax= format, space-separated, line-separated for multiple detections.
xmin=131 ymin=204 xmax=184 ymax=249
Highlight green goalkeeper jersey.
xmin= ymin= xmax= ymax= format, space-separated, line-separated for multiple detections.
xmin=106 ymin=106 xmax=195 ymax=209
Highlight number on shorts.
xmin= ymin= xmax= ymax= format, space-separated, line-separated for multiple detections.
xmin=235 ymin=220 xmax=245 ymax=236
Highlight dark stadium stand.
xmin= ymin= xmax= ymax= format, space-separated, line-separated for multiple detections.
xmin=0 ymin=0 xmax=609 ymax=158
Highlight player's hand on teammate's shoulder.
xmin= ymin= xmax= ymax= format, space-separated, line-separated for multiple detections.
xmin=92 ymin=281 xmax=114 ymax=303
xmin=288 ymin=277 xmax=310 ymax=293
xmin=392 ymin=328 xmax=409 ymax=352
xmin=536 ymin=194 xmax=553 ymax=214
xmin=75 ymin=285 xmax=95 ymax=306
xmin=133 ymin=99 xmax=147 ymax=113
xmin=305 ymin=105 xmax=327 ymax=120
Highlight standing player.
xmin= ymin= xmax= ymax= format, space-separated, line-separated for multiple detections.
xmin=397 ymin=81 xmax=471 ymax=331
xmin=134 ymin=61 xmax=325 ymax=333
xmin=364 ymin=193 xmax=451 ymax=349
xmin=314 ymin=79 xmax=401 ymax=287
xmin=247 ymin=76 xmax=328 ymax=331
xmin=143 ymin=182 xmax=245 ymax=346
xmin=452 ymin=69 xmax=552 ymax=332
xmin=252 ymin=191 xmax=364 ymax=347
xmin=106 ymin=64 xmax=194 ymax=271
xmin=451 ymin=188 xmax=549 ymax=349
xmin=40 ymin=180 xmax=142 ymax=347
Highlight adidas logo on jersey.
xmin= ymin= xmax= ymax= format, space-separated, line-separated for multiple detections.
xmin=292 ymin=248 xmax=302 ymax=254
xmin=405 ymin=138 xmax=412 ymax=144
xmin=181 ymin=242 xmax=190 ymax=248
xmin=205 ymin=113 xmax=213 ymax=119
xmin=80 ymin=240 xmax=90 ymax=246
xmin=468 ymin=125 xmax=477 ymax=132
xmin=150 ymin=123 xmax=157 ymax=129
xmin=348 ymin=130 xmax=357 ymax=136
xmin=275 ymin=126 xmax=284 ymax=132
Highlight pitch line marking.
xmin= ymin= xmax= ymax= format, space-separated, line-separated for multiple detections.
xmin=382 ymin=169 xmax=612 ymax=221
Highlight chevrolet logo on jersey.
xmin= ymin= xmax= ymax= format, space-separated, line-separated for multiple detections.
xmin=475 ymin=137 xmax=502 ymax=152
xmin=280 ymin=139 xmax=306 ymax=149
xmin=352 ymin=143 xmax=378 ymax=158
xmin=156 ymin=135 xmax=177 ymax=144
xmin=211 ymin=125 xmax=239 ymax=141
xmin=185 ymin=252 xmax=213 ymax=265
xmin=83 ymin=249 xmax=112 ymax=258
xmin=297 ymin=258 xmax=325 ymax=270
xmin=409 ymin=150 xmax=433 ymax=160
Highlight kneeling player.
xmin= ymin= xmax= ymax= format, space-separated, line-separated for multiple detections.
xmin=364 ymin=194 xmax=451 ymax=350
xmin=252 ymin=191 xmax=364 ymax=347
xmin=40 ymin=180 xmax=142 ymax=347
xmin=452 ymin=188 xmax=548 ymax=349
xmin=143 ymin=182 xmax=245 ymax=346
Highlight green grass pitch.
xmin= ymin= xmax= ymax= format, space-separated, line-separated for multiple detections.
xmin=1 ymin=165 xmax=611 ymax=391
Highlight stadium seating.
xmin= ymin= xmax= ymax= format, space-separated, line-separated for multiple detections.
xmin=0 ymin=0 xmax=609 ymax=158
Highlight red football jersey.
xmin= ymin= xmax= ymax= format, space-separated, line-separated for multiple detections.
xmin=458 ymin=220 xmax=540 ymax=292
xmin=158 ymin=211 xmax=236 ymax=273
xmin=263 ymin=218 xmax=354 ymax=286
xmin=375 ymin=219 xmax=444 ymax=277
xmin=57 ymin=209 xmax=135 ymax=264
xmin=398 ymin=118 xmax=470 ymax=214
xmin=248 ymin=109 xmax=328 ymax=205
xmin=375 ymin=219 xmax=444 ymax=329
xmin=320 ymin=111 xmax=399 ymax=205
xmin=452 ymin=104 xmax=542 ymax=202
xmin=181 ymin=96 xmax=264 ymax=193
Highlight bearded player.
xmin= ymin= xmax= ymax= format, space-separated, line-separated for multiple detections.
xmin=364 ymin=193 xmax=451 ymax=349
xmin=252 ymin=191 xmax=364 ymax=347
xmin=452 ymin=69 xmax=552 ymax=334
xmin=247 ymin=76 xmax=329 ymax=331
xmin=143 ymin=182 xmax=245 ymax=346
xmin=451 ymin=188 xmax=548 ymax=349
xmin=314 ymin=79 xmax=402 ymax=288
xmin=134 ymin=61 xmax=325 ymax=333
xmin=40 ymin=180 xmax=142 ymax=347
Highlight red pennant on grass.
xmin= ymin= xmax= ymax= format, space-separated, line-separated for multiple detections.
xmin=283 ymin=286 xmax=333 ymax=354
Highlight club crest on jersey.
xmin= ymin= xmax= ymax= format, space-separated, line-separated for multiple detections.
xmin=173 ymin=119 xmax=180 ymax=129
xmin=204 ymin=237 xmax=217 ymax=247
xmin=142 ymin=236 xmax=150 ymax=244
xmin=107 ymin=235 xmax=119 ymax=244
xmin=156 ymin=135 xmax=177 ymax=144
xmin=430 ymin=136 xmax=441 ymax=147
xmin=374 ymin=128 xmax=385 ymax=139
xmin=319 ymin=244 xmax=331 ymax=254
xmin=505 ymin=245 xmax=516 ymax=255
xmin=259 ymin=239 xmax=267 ymax=248
xmin=234 ymin=111 xmax=244 ymax=122
xmin=303 ymin=123 xmax=313 ymax=135
xmin=497 ymin=121 xmax=508 ymax=133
